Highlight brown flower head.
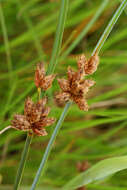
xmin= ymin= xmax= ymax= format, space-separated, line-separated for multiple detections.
xmin=84 ymin=52 xmax=99 ymax=75
xmin=55 ymin=55 xmax=95 ymax=111
xmin=11 ymin=97 xmax=55 ymax=136
xmin=35 ymin=63 xmax=55 ymax=91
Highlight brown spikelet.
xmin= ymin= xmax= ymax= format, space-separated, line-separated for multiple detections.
xmin=56 ymin=55 xmax=95 ymax=111
xmin=77 ymin=54 xmax=87 ymax=78
xmin=11 ymin=115 xmax=30 ymax=131
xmin=35 ymin=63 xmax=55 ymax=90
xmin=11 ymin=97 xmax=55 ymax=136
xmin=84 ymin=52 xmax=99 ymax=75
xmin=73 ymin=96 xmax=89 ymax=111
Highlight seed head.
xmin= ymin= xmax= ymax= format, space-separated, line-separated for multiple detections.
xmin=11 ymin=97 xmax=55 ymax=136
xmin=55 ymin=55 xmax=95 ymax=111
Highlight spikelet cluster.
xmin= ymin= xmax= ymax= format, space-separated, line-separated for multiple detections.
xmin=56 ymin=53 xmax=99 ymax=111
xmin=10 ymin=63 xmax=55 ymax=136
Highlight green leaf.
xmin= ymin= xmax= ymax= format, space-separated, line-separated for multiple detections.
xmin=63 ymin=156 xmax=127 ymax=190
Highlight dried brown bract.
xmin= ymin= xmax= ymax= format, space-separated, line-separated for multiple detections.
xmin=55 ymin=55 xmax=95 ymax=111
xmin=35 ymin=63 xmax=55 ymax=91
xmin=11 ymin=97 xmax=55 ymax=136
xmin=84 ymin=52 xmax=99 ymax=75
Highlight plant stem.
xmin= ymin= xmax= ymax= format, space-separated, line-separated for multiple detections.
xmin=46 ymin=0 xmax=69 ymax=75
xmin=61 ymin=0 xmax=109 ymax=60
xmin=30 ymin=101 xmax=72 ymax=190
xmin=0 ymin=3 xmax=12 ymax=82
xmin=92 ymin=0 xmax=127 ymax=55
xmin=14 ymin=134 xmax=32 ymax=190
xmin=0 ymin=126 xmax=11 ymax=135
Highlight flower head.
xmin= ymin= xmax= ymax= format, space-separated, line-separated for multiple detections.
xmin=35 ymin=63 xmax=55 ymax=91
xmin=11 ymin=97 xmax=55 ymax=136
xmin=55 ymin=55 xmax=95 ymax=111
xmin=84 ymin=52 xmax=99 ymax=75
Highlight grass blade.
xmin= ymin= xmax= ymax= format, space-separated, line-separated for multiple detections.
xmin=63 ymin=156 xmax=127 ymax=190
xmin=92 ymin=0 xmax=127 ymax=55
xmin=0 ymin=3 xmax=12 ymax=81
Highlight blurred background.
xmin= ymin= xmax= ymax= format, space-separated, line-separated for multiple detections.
xmin=0 ymin=0 xmax=127 ymax=189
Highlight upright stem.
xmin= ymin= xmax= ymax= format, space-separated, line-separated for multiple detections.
xmin=30 ymin=101 xmax=72 ymax=190
xmin=47 ymin=0 xmax=69 ymax=75
xmin=92 ymin=0 xmax=127 ymax=55
xmin=14 ymin=134 xmax=32 ymax=190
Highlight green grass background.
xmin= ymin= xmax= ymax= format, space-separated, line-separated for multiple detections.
xmin=1 ymin=0 xmax=127 ymax=189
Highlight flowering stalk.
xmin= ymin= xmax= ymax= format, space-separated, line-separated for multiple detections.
xmin=14 ymin=134 xmax=32 ymax=190
xmin=92 ymin=0 xmax=127 ymax=55
xmin=47 ymin=0 xmax=69 ymax=75
xmin=30 ymin=0 xmax=127 ymax=189
xmin=13 ymin=0 xmax=69 ymax=189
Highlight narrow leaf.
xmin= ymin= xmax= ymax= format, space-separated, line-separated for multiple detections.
xmin=63 ymin=156 xmax=127 ymax=190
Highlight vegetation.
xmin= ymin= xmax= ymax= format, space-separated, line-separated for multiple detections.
xmin=0 ymin=0 xmax=127 ymax=190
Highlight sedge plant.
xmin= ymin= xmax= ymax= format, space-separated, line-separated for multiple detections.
xmin=0 ymin=0 xmax=127 ymax=190
xmin=30 ymin=0 xmax=127 ymax=190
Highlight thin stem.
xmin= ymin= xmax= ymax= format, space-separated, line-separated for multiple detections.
xmin=0 ymin=3 xmax=12 ymax=83
xmin=46 ymin=0 xmax=69 ymax=75
xmin=0 ymin=126 xmax=11 ymax=135
xmin=92 ymin=0 xmax=127 ymax=55
xmin=61 ymin=0 xmax=109 ymax=60
xmin=14 ymin=134 xmax=32 ymax=190
xmin=30 ymin=101 xmax=72 ymax=190
xmin=17 ymin=0 xmax=45 ymax=61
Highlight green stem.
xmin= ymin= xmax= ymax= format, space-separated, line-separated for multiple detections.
xmin=92 ymin=0 xmax=127 ymax=55
xmin=30 ymin=101 xmax=72 ymax=190
xmin=61 ymin=0 xmax=109 ymax=60
xmin=46 ymin=0 xmax=69 ymax=75
xmin=0 ymin=3 xmax=12 ymax=82
xmin=14 ymin=134 xmax=32 ymax=190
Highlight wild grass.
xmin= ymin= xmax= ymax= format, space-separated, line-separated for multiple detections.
xmin=0 ymin=0 xmax=127 ymax=190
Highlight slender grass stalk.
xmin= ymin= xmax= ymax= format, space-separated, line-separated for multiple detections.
xmin=30 ymin=0 xmax=127 ymax=189
xmin=0 ymin=3 xmax=16 ymax=118
xmin=14 ymin=134 xmax=32 ymax=190
xmin=0 ymin=126 xmax=11 ymax=135
xmin=92 ymin=0 xmax=127 ymax=55
xmin=46 ymin=0 xmax=69 ymax=75
xmin=30 ymin=101 xmax=72 ymax=190
xmin=61 ymin=0 xmax=109 ymax=59
xmin=13 ymin=0 xmax=69 ymax=189
xmin=17 ymin=0 xmax=45 ymax=61
xmin=0 ymin=3 xmax=12 ymax=82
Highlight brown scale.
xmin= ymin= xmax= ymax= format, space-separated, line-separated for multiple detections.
xmin=35 ymin=63 xmax=55 ymax=91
